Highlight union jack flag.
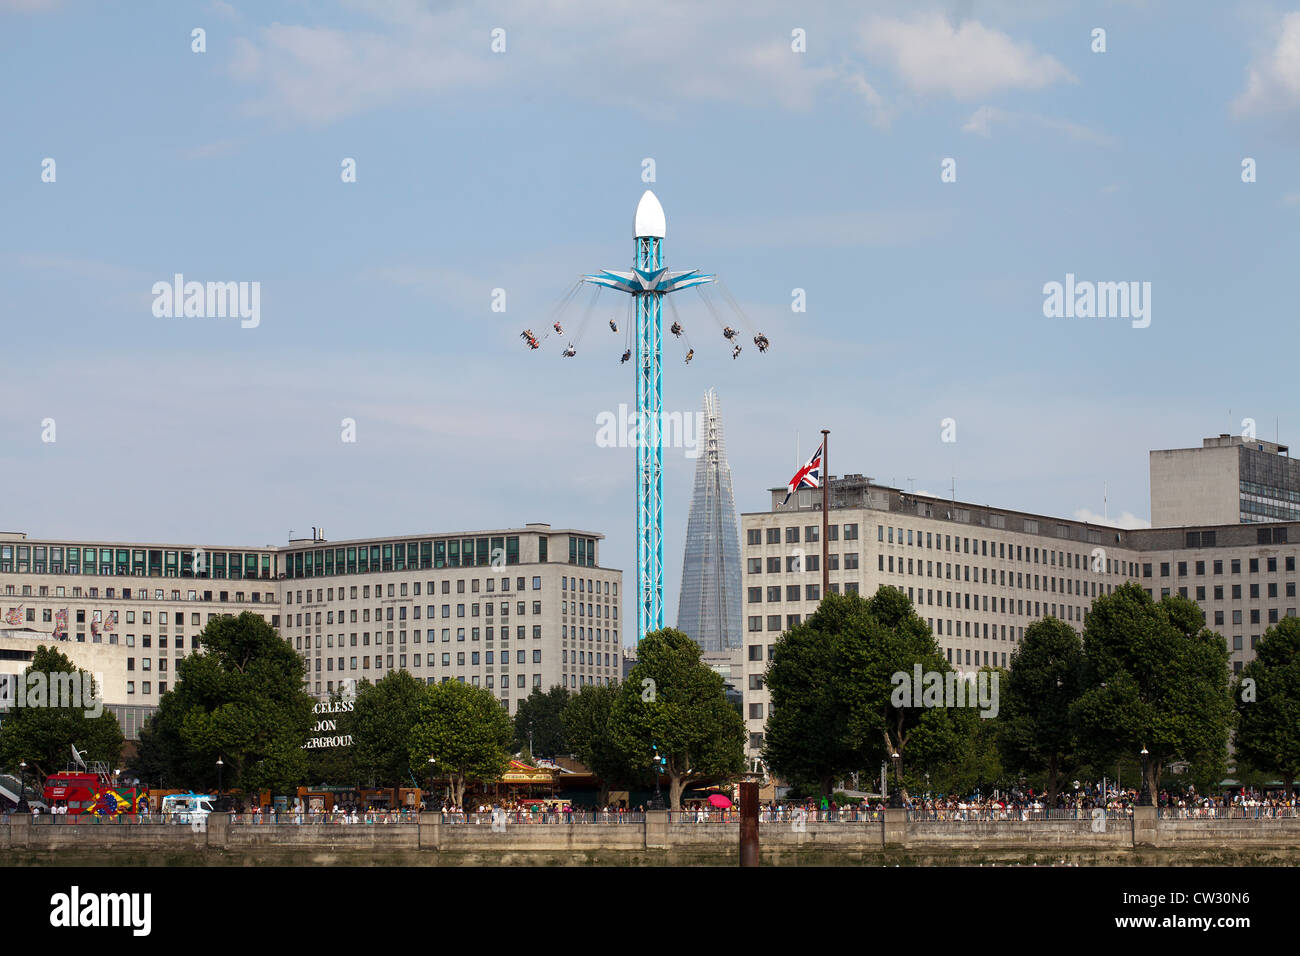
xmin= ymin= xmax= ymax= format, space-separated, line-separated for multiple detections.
xmin=781 ymin=442 xmax=823 ymax=507
xmin=4 ymin=606 xmax=22 ymax=626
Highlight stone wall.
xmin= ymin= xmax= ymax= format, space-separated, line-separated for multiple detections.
xmin=2 ymin=810 xmax=1298 ymax=865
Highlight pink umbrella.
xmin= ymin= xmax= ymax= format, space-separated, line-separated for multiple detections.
xmin=708 ymin=794 xmax=732 ymax=809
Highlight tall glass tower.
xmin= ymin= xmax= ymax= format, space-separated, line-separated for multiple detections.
xmin=676 ymin=388 xmax=742 ymax=652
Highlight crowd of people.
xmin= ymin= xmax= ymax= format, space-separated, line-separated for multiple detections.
xmin=11 ymin=785 xmax=1297 ymax=825
xmin=454 ymin=801 xmax=646 ymax=824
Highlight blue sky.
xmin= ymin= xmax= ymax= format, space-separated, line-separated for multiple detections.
xmin=2 ymin=0 xmax=1298 ymax=645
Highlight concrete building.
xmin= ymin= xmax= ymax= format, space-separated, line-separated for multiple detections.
xmin=1150 ymin=434 xmax=1300 ymax=526
xmin=0 ymin=524 xmax=622 ymax=738
xmin=740 ymin=473 xmax=1300 ymax=770
xmin=675 ymin=388 xmax=743 ymax=653
xmin=280 ymin=525 xmax=621 ymax=710
xmin=0 ymin=535 xmax=280 ymax=741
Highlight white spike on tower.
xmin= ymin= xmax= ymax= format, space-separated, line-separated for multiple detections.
xmin=634 ymin=189 xmax=666 ymax=239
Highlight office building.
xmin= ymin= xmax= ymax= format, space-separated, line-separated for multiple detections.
xmin=676 ymin=389 xmax=743 ymax=652
xmin=741 ymin=470 xmax=1300 ymax=770
xmin=0 ymin=524 xmax=622 ymax=738
xmin=1151 ymin=433 xmax=1300 ymax=526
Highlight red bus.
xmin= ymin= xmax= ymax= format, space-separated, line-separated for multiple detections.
xmin=44 ymin=770 xmax=147 ymax=817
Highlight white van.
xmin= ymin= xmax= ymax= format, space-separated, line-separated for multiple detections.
xmin=162 ymin=793 xmax=215 ymax=824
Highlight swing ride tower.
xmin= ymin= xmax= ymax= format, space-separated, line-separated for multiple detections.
xmin=583 ymin=191 xmax=714 ymax=641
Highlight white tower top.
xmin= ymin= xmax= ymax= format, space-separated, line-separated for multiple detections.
xmin=634 ymin=189 xmax=666 ymax=239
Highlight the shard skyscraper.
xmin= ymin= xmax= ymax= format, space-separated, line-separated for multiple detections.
xmin=676 ymin=388 xmax=742 ymax=652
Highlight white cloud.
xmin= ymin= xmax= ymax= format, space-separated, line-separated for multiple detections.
xmin=227 ymin=1 xmax=864 ymax=125
xmin=860 ymin=12 xmax=1075 ymax=100
xmin=1282 ymin=192 xmax=1300 ymax=206
xmin=1071 ymin=508 xmax=1150 ymax=530
xmin=1233 ymin=12 xmax=1300 ymax=115
xmin=963 ymin=104 xmax=996 ymax=136
xmin=208 ymin=0 xmax=241 ymax=21
xmin=962 ymin=105 xmax=1112 ymax=145
xmin=4 ymin=254 xmax=150 ymax=283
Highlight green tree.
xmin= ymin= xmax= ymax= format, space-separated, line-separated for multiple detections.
xmin=408 ymin=680 xmax=512 ymax=808
xmin=304 ymin=685 xmax=358 ymax=786
xmin=513 ymin=685 xmax=570 ymax=757
xmin=1234 ymin=616 xmax=1300 ymax=794
xmin=609 ymin=628 xmax=745 ymax=810
xmin=924 ymin=698 xmax=1004 ymax=797
xmin=561 ymin=681 xmax=634 ymax=805
xmin=836 ymin=587 xmax=961 ymax=802
xmin=129 ymin=611 xmax=314 ymax=795
xmin=351 ymin=671 xmax=428 ymax=786
xmin=762 ymin=609 xmax=861 ymax=798
xmin=998 ymin=617 xmax=1084 ymax=804
xmin=1072 ymin=583 xmax=1232 ymax=800
xmin=0 ymin=645 xmax=124 ymax=785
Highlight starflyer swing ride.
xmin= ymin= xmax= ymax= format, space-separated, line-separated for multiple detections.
xmin=518 ymin=190 xmax=770 ymax=642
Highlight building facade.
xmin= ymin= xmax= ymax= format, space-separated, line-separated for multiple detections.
xmin=1150 ymin=434 xmax=1300 ymax=526
xmin=0 ymin=524 xmax=622 ymax=738
xmin=280 ymin=525 xmax=622 ymax=710
xmin=740 ymin=474 xmax=1300 ymax=771
xmin=675 ymin=388 xmax=743 ymax=653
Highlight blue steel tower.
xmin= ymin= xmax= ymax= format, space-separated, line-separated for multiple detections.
xmin=584 ymin=191 xmax=713 ymax=641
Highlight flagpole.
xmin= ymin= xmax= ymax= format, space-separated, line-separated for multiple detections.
xmin=821 ymin=429 xmax=829 ymax=597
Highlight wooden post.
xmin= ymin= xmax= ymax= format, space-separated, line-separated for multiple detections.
xmin=739 ymin=781 xmax=759 ymax=867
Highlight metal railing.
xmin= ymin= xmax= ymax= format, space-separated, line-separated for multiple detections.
xmin=668 ymin=808 xmax=885 ymax=824
xmin=1158 ymin=806 xmax=1300 ymax=820
xmin=24 ymin=812 xmax=207 ymax=826
xmin=453 ymin=810 xmax=647 ymax=825
xmin=236 ymin=810 xmax=419 ymax=825
xmin=907 ymin=807 xmax=1131 ymax=822
xmin=232 ymin=809 xmax=651 ymax=825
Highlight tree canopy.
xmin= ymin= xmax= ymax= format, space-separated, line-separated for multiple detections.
xmin=561 ymin=681 xmax=635 ymax=805
xmin=609 ymin=628 xmax=745 ymax=809
xmin=1234 ymin=616 xmax=1300 ymax=793
xmin=129 ymin=611 xmax=314 ymax=795
xmin=408 ymin=679 xmax=512 ymax=808
xmin=350 ymin=670 xmax=427 ymax=787
xmin=998 ymin=617 xmax=1084 ymax=803
xmin=0 ymin=645 xmax=124 ymax=785
xmin=834 ymin=588 xmax=962 ymax=800
xmin=762 ymin=607 xmax=862 ymax=797
xmin=1071 ymin=583 xmax=1232 ymax=799
xmin=512 ymin=684 xmax=570 ymax=757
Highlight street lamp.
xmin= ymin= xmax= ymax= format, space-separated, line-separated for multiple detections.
xmin=648 ymin=744 xmax=666 ymax=810
xmin=1139 ymin=746 xmax=1152 ymax=807
xmin=216 ymin=756 xmax=224 ymax=802
xmin=17 ymin=760 xmax=29 ymax=812
xmin=528 ymin=720 xmax=534 ymax=759
xmin=888 ymin=751 xmax=903 ymax=809
xmin=427 ymin=757 xmax=436 ymax=809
